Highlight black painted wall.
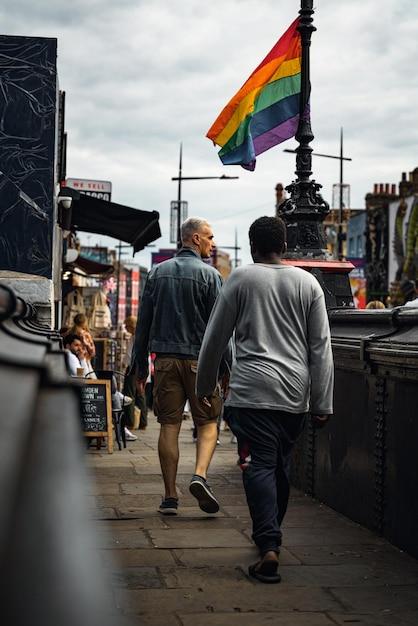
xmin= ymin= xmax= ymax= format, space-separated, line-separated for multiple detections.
xmin=291 ymin=311 xmax=418 ymax=559
xmin=0 ymin=36 xmax=57 ymax=278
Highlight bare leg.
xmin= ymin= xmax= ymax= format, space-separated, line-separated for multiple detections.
xmin=194 ymin=421 xmax=218 ymax=479
xmin=158 ymin=422 xmax=182 ymax=499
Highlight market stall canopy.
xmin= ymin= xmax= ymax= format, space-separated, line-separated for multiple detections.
xmin=73 ymin=255 xmax=114 ymax=277
xmin=59 ymin=188 xmax=161 ymax=252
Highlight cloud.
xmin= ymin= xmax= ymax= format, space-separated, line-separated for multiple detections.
xmin=1 ymin=0 xmax=417 ymax=266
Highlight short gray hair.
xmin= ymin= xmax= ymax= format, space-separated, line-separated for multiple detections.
xmin=181 ymin=217 xmax=209 ymax=243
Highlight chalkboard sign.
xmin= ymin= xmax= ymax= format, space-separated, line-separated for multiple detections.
xmin=80 ymin=379 xmax=113 ymax=453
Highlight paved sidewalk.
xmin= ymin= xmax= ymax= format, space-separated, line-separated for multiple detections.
xmin=85 ymin=416 xmax=418 ymax=626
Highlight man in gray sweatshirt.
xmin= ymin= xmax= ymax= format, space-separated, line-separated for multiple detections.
xmin=196 ymin=216 xmax=334 ymax=583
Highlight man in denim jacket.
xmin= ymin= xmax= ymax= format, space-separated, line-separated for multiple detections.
xmin=134 ymin=217 xmax=228 ymax=516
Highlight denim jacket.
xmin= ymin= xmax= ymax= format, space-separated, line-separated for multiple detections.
xmin=133 ymin=248 xmax=224 ymax=378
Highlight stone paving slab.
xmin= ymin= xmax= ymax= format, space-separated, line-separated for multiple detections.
xmin=120 ymin=482 xmax=184 ymax=495
xmin=96 ymin=494 xmax=163 ymax=508
xmin=279 ymin=563 xmax=418 ymax=586
xmin=179 ymin=613 xmax=335 ymax=626
xmin=95 ymin=529 xmax=151 ymax=549
xmin=160 ymin=564 xmax=248 ymax=588
xmin=88 ymin=507 xmax=118 ymax=520
xmin=114 ymin=585 xmax=343 ymax=614
xmin=86 ymin=468 xmax=140 ymax=481
xmin=162 ymin=516 xmax=247 ymax=529
xmin=111 ymin=566 xmax=162 ymax=589
xmin=264 ymin=526 xmax=386 ymax=547
xmin=85 ymin=482 xmax=122 ymax=495
xmin=287 ymin=544 xmax=418 ymax=569
xmin=116 ymin=506 xmax=225 ymax=520
xmin=328 ymin=610 xmax=418 ymax=626
xmin=150 ymin=528 xmax=252 ymax=549
xmin=221 ymin=505 xmax=251 ymax=518
xmin=173 ymin=546 xmax=301 ymax=567
xmin=328 ymin=585 xmax=418 ymax=612
xmin=101 ymin=548 xmax=176 ymax=568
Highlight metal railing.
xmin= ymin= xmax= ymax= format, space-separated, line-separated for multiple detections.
xmin=0 ymin=283 xmax=117 ymax=626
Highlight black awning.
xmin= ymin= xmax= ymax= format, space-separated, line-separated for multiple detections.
xmin=74 ymin=255 xmax=114 ymax=276
xmin=60 ymin=188 xmax=161 ymax=252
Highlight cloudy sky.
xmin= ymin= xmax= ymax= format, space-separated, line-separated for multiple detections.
xmin=2 ymin=0 xmax=417 ymax=266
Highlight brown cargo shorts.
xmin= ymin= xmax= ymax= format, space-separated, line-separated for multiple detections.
xmin=153 ymin=356 xmax=222 ymax=426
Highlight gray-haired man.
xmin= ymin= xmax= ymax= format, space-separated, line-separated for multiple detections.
xmin=134 ymin=217 xmax=228 ymax=515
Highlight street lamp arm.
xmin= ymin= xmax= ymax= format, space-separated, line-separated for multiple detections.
xmin=171 ymin=175 xmax=239 ymax=181
xmin=283 ymin=148 xmax=352 ymax=161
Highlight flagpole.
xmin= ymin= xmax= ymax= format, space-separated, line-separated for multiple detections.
xmin=278 ymin=0 xmax=330 ymax=258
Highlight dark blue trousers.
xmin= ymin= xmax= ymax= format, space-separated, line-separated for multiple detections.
xmin=227 ymin=406 xmax=305 ymax=556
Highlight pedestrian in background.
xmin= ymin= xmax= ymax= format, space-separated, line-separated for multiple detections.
xmin=70 ymin=313 xmax=96 ymax=374
xmin=133 ymin=217 xmax=230 ymax=516
xmin=400 ymin=279 xmax=418 ymax=307
xmin=123 ymin=315 xmax=148 ymax=431
xmin=197 ymin=216 xmax=334 ymax=583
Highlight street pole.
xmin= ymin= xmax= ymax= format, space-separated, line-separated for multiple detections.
xmin=115 ymin=241 xmax=122 ymax=328
xmin=217 ymin=230 xmax=241 ymax=269
xmin=177 ymin=143 xmax=183 ymax=249
xmin=115 ymin=242 xmax=132 ymax=328
xmin=172 ymin=145 xmax=238 ymax=249
xmin=338 ymin=127 xmax=344 ymax=260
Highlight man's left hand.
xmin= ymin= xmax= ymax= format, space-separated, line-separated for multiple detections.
xmin=311 ymin=414 xmax=331 ymax=429
xmin=136 ymin=377 xmax=147 ymax=395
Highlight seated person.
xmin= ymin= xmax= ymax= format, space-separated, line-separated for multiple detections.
xmin=63 ymin=333 xmax=89 ymax=376
xmin=63 ymin=334 xmax=137 ymax=441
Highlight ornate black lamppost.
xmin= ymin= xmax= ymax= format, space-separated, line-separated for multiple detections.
xmin=284 ymin=127 xmax=353 ymax=261
xmin=278 ymin=0 xmax=330 ymax=258
xmin=278 ymin=0 xmax=354 ymax=307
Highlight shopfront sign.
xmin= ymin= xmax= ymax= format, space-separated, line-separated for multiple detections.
xmin=64 ymin=178 xmax=112 ymax=201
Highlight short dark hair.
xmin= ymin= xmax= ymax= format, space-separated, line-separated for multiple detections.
xmin=249 ymin=216 xmax=287 ymax=255
xmin=63 ymin=333 xmax=82 ymax=347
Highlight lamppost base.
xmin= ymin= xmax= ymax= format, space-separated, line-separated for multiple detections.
xmin=281 ymin=259 xmax=355 ymax=308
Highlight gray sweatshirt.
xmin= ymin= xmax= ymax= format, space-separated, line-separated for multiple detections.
xmin=196 ymin=263 xmax=334 ymax=415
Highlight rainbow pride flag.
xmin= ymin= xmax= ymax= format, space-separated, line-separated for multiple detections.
xmin=206 ymin=18 xmax=302 ymax=171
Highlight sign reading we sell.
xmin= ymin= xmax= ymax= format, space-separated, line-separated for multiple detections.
xmin=65 ymin=178 xmax=112 ymax=201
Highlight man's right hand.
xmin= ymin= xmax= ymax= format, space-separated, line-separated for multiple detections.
xmin=220 ymin=373 xmax=230 ymax=400
xmin=199 ymin=396 xmax=212 ymax=408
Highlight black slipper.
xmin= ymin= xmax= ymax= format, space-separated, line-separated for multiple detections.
xmin=248 ymin=560 xmax=281 ymax=584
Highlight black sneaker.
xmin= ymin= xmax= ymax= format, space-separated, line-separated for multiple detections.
xmin=158 ymin=497 xmax=178 ymax=515
xmin=189 ymin=475 xmax=219 ymax=514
